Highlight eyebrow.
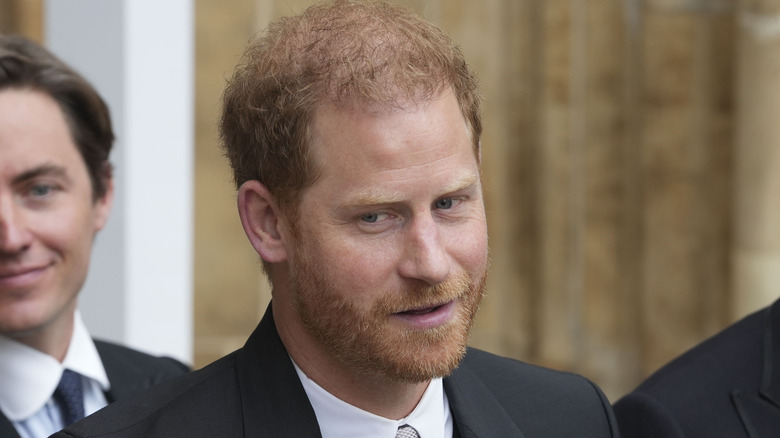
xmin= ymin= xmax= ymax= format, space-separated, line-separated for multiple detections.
xmin=345 ymin=172 xmax=480 ymax=207
xmin=12 ymin=164 xmax=70 ymax=185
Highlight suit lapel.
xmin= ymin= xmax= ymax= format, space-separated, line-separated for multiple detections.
xmin=444 ymin=361 xmax=525 ymax=438
xmin=236 ymin=304 xmax=323 ymax=437
xmin=0 ymin=412 xmax=20 ymax=438
xmin=732 ymin=389 xmax=780 ymax=438
xmin=95 ymin=341 xmax=153 ymax=403
xmin=759 ymin=299 xmax=780 ymax=407
xmin=735 ymin=299 xmax=780 ymax=437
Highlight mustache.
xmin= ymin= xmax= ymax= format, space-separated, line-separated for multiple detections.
xmin=378 ymin=272 xmax=474 ymax=314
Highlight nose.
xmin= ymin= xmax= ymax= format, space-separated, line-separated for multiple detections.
xmin=0 ymin=196 xmax=32 ymax=255
xmin=397 ymin=215 xmax=452 ymax=285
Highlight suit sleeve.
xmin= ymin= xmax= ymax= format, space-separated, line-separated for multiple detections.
xmin=613 ymin=392 xmax=688 ymax=438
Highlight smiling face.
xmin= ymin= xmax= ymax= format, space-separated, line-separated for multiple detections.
xmin=277 ymin=90 xmax=489 ymax=383
xmin=0 ymin=89 xmax=112 ymax=354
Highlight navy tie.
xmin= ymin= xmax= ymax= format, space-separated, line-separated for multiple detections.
xmin=53 ymin=369 xmax=85 ymax=426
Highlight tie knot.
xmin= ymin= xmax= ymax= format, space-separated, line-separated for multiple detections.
xmin=396 ymin=424 xmax=420 ymax=438
xmin=54 ymin=369 xmax=85 ymax=426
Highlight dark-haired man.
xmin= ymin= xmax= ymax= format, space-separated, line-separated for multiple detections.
xmin=0 ymin=35 xmax=188 ymax=438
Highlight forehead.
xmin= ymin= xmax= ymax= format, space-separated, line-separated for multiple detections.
xmin=0 ymin=88 xmax=85 ymax=178
xmin=306 ymin=91 xmax=479 ymax=202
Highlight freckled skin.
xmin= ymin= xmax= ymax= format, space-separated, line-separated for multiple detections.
xmin=0 ymin=89 xmax=112 ymax=359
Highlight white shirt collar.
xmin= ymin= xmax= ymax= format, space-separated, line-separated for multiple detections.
xmin=293 ymin=360 xmax=453 ymax=438
xmin=63 ymin=312 xmax=110 ymax=390
xmin=0 ymin=311 xmax=110 ymax=420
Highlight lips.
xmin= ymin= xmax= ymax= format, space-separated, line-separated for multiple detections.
xmin=392 ymin=300 xmax=457 ymax=329
xmin=399 ymin=303 xmax=445 ymax=315
xmin=0 ymin=264 xmax=49 ymax=289
xmin=0 ymin=265 xmax=45 ymax=278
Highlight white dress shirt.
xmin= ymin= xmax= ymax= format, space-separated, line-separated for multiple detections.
xmin=293 ymin=360 xmax=454 ymax=438
xmin=0 ymin=311 xmax=111 ymax=438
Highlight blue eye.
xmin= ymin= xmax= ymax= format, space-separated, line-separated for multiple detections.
xmin=361 ymin=212 xmax=379 ymax=223
xmin=29 ymin=184 xmax=54 ymax=197
xmin=435 ymin=198 xmax=453 ymax=209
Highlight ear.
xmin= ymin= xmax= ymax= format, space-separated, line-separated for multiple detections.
xmin=93 ymin=176 xmax=114 ymax=232
xmin=237 ymin=180 xmax=289 ymax=263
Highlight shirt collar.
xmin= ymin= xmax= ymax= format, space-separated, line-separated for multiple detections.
xmin=293 ymin=360 xmax=451 ymax=438
xmin=0 ymin=311 xmax=110 ymax=420
xmin=63 ymin=312 xmax=110 ymax=391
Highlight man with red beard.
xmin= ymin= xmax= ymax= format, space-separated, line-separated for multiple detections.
xmin=55 ymin=1 xmax=619 ymax=437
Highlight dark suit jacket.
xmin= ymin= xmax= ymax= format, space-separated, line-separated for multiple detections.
xmin=54 ymin=304 xmax=619 ymax=438
xmin=0 ymin=340 xmax=188 ymax=438
xmin=614 ymin=298 xmax=780 ymax=438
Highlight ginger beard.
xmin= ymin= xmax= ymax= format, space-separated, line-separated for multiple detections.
xmin=289 ymin=242 xmax=488 ymax=383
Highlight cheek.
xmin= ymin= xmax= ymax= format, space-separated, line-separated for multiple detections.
xmin=450 ymin=221 xmax=489 ymax=271
xmin=30 ymin=208 xmax=97 ymax=257
xmin=309 ymin=235 xmax=400 ymax=292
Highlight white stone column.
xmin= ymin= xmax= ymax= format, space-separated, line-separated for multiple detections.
xmin=45 ymin=0 xmax=194 ymax=363
xmin=732 ymin=0 xmax=780 ymax=320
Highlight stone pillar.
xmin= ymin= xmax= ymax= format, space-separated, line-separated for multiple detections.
xmin=0 ymin=0 xmax=42 ymax=39
xmin=46 ymin=0 xmax=194 ymax=363
xmin=733 ymin=0 xmax=780 ymax=319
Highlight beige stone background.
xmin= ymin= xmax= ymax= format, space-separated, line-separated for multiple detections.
xmin=3 ymin=0 xmax=780 ymax=401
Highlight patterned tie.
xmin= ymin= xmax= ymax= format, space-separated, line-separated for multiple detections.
xmin=53 ymin=369 xmax=85 ymax=426
xmin=396 ymin=424 xmax=421 ymax=438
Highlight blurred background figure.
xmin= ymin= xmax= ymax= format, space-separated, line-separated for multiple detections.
xmin=0 ymin=34 xmax=188 ymax=438
xmin=614 ymin=297 xmax=780 ymax=437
